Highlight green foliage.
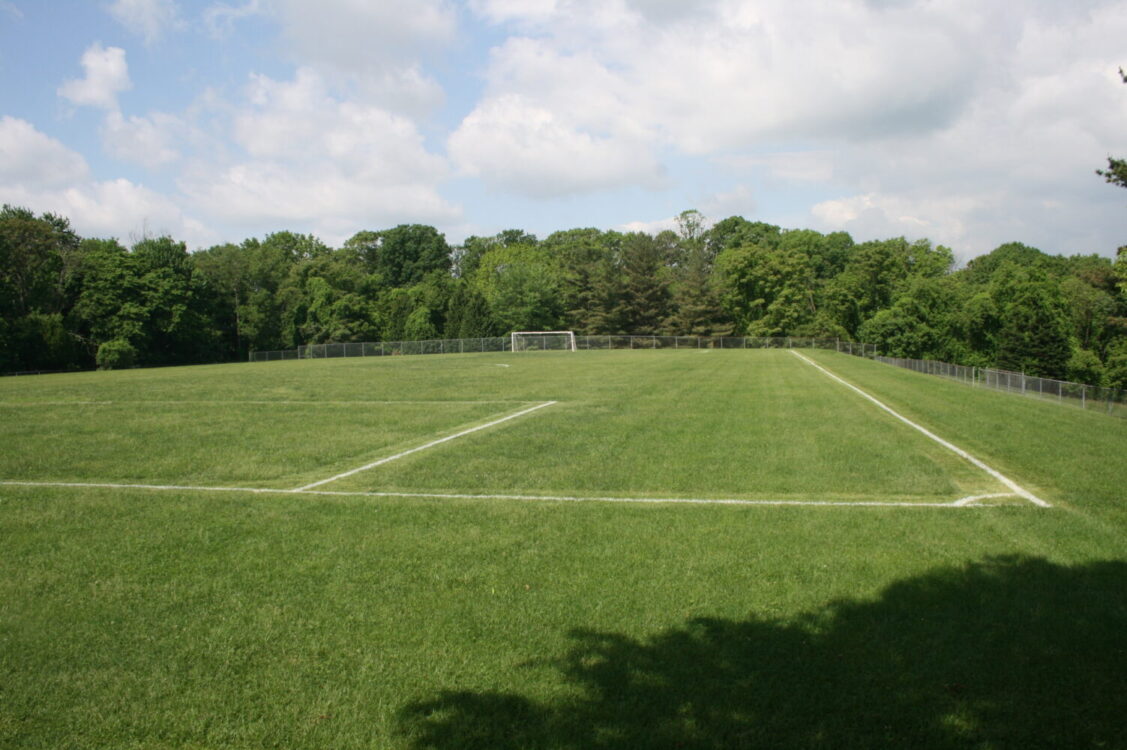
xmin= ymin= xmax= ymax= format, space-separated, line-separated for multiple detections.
xmin=859 ymin=278 xmax=954 ymax=359
xmin=1103 ymin=338 xmax=1127 ymax=388
xmin=403 ymin=305 xmax=438 ymax=340
xmin=3 ymin=203 xmax=1127 ymax=381
xmin=615 ymin=233 xmax=674 ymax=335
xmin=472 ymin=243 xmax=562 ymax=332
xmin=0 ymin=206 xmax=83 ymax=369
xmin=1099 ymin=156 xmax=1127 ymax=189
xmin=444 ymin=282 xmax=498 ymax=338
xmin=1067 ymin=348 xmax=1105 ymax=386
xmin=365 ymin=224 xmax=451 ymax=288
xmin=717 ymin=241 xmax=816 ymax=336
xmin=95 ymin=338 xmax=136 ymax=370
xmin=994 ymin=268 xmax=1073 ymax=377
xmin=542 ymin=228 xmax=620 ymax=333
xmin=666 ymin=253 xmax=730 ymax=336
xmin=1116 ymin=246 xmax=1127 ymax=296
xmin=706 ymin=216 xmax=782 ymax=256
xmin=0 ymin=205 xmax=79 ymax=319
xmin=1060 ymin=275 xmax=1118 ymax=353
xmin=962 ymin=242 xmax=1054 ymax=285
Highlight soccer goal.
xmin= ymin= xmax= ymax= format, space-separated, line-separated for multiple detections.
xmin=511 ymin=331 xmax=577 ymax=352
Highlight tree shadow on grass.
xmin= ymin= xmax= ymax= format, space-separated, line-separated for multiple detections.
xmin=398 ymin=556 xmax=1127 ymax=749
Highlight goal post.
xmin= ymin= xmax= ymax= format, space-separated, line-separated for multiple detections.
xmin=510 ymin=331 xmax=578 ymax=352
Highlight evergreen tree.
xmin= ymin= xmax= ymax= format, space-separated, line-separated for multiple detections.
xmin=616 ymin=233 xmax=673 ymax=335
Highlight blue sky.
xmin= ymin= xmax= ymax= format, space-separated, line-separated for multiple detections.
xmin=1 ymin=0 xmax=1125 ymax=262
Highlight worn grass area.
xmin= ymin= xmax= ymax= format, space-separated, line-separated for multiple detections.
xmin=1 ymin=350 xmax=1125 ymax=749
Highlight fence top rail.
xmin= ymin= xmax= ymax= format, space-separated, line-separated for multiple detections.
xmin=251 ymin=335 xmax=862 ymax=362
xmin=872 ymin=353 xmax=1124 ymax=414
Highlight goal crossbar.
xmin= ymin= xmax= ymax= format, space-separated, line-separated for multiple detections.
xmin=511 ymin=331 xmax=577 ymax=352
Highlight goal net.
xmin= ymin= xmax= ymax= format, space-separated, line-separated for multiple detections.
xmin=511 ymin=331 xmax=577 ymax=352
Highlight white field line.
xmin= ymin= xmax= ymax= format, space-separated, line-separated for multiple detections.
xmin=0 ymin=399 xmax=527 ymax=407
xmin=0 ymin=480 xmax=1004 ymax=507
xmin=953 ymin=493 xmax=1012 ymax=507
xmin=293 ymin=400 xmax=559 ymax=491
xmin=790 ymin=351 xmax=1050 ymax=508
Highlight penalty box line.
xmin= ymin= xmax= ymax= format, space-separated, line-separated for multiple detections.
xmin=0 ymin=480 xmax=1015 ymax=507
xmin=293 ymin=400 xmax=559 ymax=492
xmin=790 ymin=351 xmax=1049 ymax=507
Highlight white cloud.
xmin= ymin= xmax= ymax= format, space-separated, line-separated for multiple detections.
xmin=700 ymin=185 xmax=757 ymax=220
xmin=203 ymin=0 xmax=261 ymax=37
xmin=455 ymin=0 xmax=1127 ymax=255
xmin=106 ymin=0 xmax=181 ymax=44
xmin=57 ymin=178 xmax=210 ymax=246
xmin=0 ymin=118 xmax=209 ymax=246
xmin=0 ymin=116 xmax=91 ymax=188
xmin=232 ymin=68 xmax=446 ymax=182
xmin=273 ymin=0 xmax=455 ymax=70
xmin=450 ymin=1 xmax=999 ymax=199
xmin=102 ymin=111 xmax=183 ymax=167
xmin=181 ymin=68 xmax=460 ymax=238
xmin=56 ymin=45 xmax=187 ymax=168
xmin=213 ymin=0 xmax=454 ymax=114
xmin=726 ymin=152 xmax=834 ymax=184
xmin=618 ymin=215 xmax=679 ymax=235
xmin=799 ymin=4 xmax=1127 ymax=258
xmin=448 ymin=94 xmax=665 ymax=198
xmin=57 ymin=43 xmax=131 ymax=110
xmin=469 ymin=0 xmax=557 ymax=25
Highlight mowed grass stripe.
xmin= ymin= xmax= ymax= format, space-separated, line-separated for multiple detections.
xmin=0 ymin=400 xmax=510 ymax=490
xmin=295 ymin=401 xmax=558 ymax=491
xmin=331 ymin=350 xmax=1005 ymax=502
xmin=0 ymin=481 xmax=1001 ymax=507
xmin=790 ymin=351 xmax=1047 ymax=506
xmin=2 ymin=354 xmax=1126 ymax=749
xmin=804 ymin=349 xmax=1127 ymax=515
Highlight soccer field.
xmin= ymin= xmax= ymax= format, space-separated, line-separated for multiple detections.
xmin=2 ymin=349 xmax=1125 ymax=748
xmin=0 ymin=349 xmax=1044 ymax=505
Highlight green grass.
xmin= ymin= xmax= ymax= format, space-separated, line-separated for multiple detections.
xmin=1 ymin=349 xmax=1125 ymax=749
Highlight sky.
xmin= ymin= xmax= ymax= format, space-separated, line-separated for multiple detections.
xmin=1 ymin=0 xmax=1125 ymax=263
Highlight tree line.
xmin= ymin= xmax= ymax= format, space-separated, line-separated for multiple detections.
xmin=1 ymin=205 xmax=1125 ymax=385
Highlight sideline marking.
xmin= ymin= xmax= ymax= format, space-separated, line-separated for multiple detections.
xmin=790 ymin=351 xmax=1050 ymax=507
xmin=293 ymin=400 xmax=559 ymax=491
xmin=0 ymin=399 xmax=527 ymax=407
xmin=0 ymin=480 xmax=1006 ymax=507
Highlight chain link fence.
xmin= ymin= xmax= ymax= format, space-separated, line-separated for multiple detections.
xmin=869 ymin=355 xmax=1126 ymax=418
xmin=250 ymin=335 xmax=879 ymax=361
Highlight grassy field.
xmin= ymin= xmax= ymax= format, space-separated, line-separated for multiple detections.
xmin=1 ymin=349 xmax=1125 ymax=748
